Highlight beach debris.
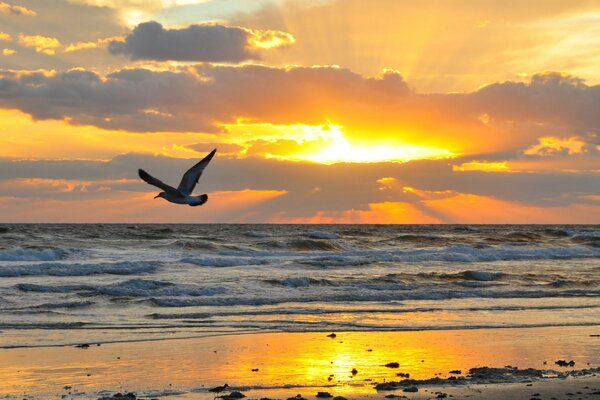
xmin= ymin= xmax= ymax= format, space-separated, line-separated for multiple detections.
xmin=287 ymin=395 xmax=306 ymax=400
xmin=97 ymin=393 xmax=136 ymax=400
xmin=396 ymin=372 xmax=410 ymax=378
xmin=436 ymin=393 xmax=448 ymax=398
xmin=75 ymin=344 xmax=90 ymax=349
xmin=351 ymin=368 xmax=358 ymax=375
xmin=366 ymin=349 xmax=372 ymax=352
xmin=224 ymin=391 xmax=245 ymax=399
xmin=402 ymin=386 xmax=418 ymax=393
xmin=315 ymin=392 xmax=333 ymax=398
xmin=385 ymin=362 xmax=400 ymax=368
xmin=449 ymin=370 xmax=461 ymax=374
xmin=332 ymin=396 xmax=347 ymax=400
xmin=251 ymin=368 xmax=259 ymax=372
xmin=327 ymin=333 xmax=337 ymax=338
xmin=555 ymin=360 xmax=575 ymax=367
xmin=384 ymin=395 xmax=407 ymax=399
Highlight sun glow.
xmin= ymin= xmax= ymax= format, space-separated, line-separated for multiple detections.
xmin=223 ymin=123 xmax=454 ymax=164
xmin=294 ymin=125 xmax=453 ymax=164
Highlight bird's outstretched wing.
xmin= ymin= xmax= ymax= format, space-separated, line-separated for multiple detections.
xmin=138 ymin=169 xmax=181 ymax=196
xmin=177 ymin=149 xmax=216 ymax=196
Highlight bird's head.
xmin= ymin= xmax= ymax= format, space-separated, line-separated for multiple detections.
xmin=154 ymin=192 xmax=166 ymax=199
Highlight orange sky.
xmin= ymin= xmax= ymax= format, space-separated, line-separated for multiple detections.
xmin=0 ymin=0 xmax=599 ymax=222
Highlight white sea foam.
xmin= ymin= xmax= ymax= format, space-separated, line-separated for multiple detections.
xmin=0 ymin=248 xmax=68 ymax=262
xmin=0 ymin=261 xmax=158 ymax=277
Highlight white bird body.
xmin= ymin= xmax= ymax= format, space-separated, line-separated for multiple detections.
xmin=138 ymin=149 xmax=216 ymax=207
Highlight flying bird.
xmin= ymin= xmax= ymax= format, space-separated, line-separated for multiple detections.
xmin=138 ymin=149 xmax=216 ymax=206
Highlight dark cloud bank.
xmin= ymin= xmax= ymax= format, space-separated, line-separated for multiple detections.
xmin=109 ymin=21 xmax=260 ymax=62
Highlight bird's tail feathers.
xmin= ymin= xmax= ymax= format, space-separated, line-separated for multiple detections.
xmin=189 ymin=194 xmax=208 ymax=207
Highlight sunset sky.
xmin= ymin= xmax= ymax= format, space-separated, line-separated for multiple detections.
xmin=1 ymin=0 xmax=599 ymax=223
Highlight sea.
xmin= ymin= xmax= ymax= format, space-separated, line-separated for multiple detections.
xmin=1 ymin=224 xmax=599 ymax=349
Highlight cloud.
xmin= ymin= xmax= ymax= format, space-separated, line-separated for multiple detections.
xmin=1 ymin=65 xmax=600 ymax=159
xmin=187 ymin=143 xmax=245 ymax=154
xmin=17 ymin=34 xmax=61 ymax=55
xmin=524 ymin=136 xmax=597 ymax=156
xmin=0 ymin=2 xmax=36 ymax=16
xmin=1 ymin=153 xmax=598 ymax=214
xmin=108 ymin=21 xmax=294 ymax=62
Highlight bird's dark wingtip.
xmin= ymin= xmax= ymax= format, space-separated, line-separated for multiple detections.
xmin=138 ymin=169 xmax=149 ymax=180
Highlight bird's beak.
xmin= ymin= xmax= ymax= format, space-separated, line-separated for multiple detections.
xmin=154 ymin=194 xmax=159 ymax=199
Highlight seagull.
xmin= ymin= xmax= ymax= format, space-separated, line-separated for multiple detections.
xmin=138 ymin=149 xmax=216 ymax=206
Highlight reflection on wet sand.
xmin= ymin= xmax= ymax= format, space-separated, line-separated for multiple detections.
xmin=1 ymin=327 xmax=599 ymax=398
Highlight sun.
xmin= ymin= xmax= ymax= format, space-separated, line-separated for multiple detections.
xmin=285 ymin=124 xmax=454 ymax=164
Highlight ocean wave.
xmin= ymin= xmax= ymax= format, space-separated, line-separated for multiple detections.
xmin=180 ymin=257 xmax=271 ymax=267
xmin=287 ymin=239 xmax=342 ymax=251
xmin=149 ymin=288 xmax=600 ymax=307
xmin=0 ymin=247 xmax=69 ymax=262
xmin=17 ymin=279 xmax=226 ymax=298
xmin=163 ymin=239 xmax=220 ymax=251
xmin=0 ymin=261 xmax=158 ymax=277
xmin=17 ymin=283 xmax=94 ymax=293
xmin=264 ymin=277 xmax=337 ymax=287
xmin=244 ymin=230 xmax=271 ymax=238
xmin=97 ymin=279 xmax=226 ymax=297
xmin=304 ymin=231 xmax=339 ymax=239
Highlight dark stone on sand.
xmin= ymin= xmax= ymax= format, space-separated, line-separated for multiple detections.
xmin=316 ymin=392 xmax=332 ymax=398
xmin=555 ymin=360 xmax=576 ymax=367
xmin=436 ymin=393 xmax=448 ymax=399
xmin=385 ymin=362 xmax=400 ymax=368
xmin=75 ymin=344 xmax=90 ymax=349
xmin=225 ymin=391 xmax=246 ymax=399
xmin=449 ymin=370 xmax=461 ymax=374
xmin=384 ymin=395 xmax=407 ymax=399
xmin=396 ymin=372 xmax=410 ymax=378
xmin=98 ymin=393 xmax=136 ymax=400
xmin=252 ymin=368 xmax=259 ymax=372
xmin=351 ymin=368 xmax=358 ymax=375
xmin=403 ymin=386 xmax=418 ymax=393
xmin=287 ymin=397 xmax=306 ymax=400
xmin=332 ymin=396 xmax=347 ymax=400
xmin=327 ymin=333 xmax=337 ymax=338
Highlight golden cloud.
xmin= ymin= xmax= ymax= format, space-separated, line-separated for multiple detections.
xmin=0 ymin=1 xmax=36 ymax=16
xmin=17 ymin=34 xmax=61 ymax=55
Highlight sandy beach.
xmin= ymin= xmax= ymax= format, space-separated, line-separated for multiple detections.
xmin=2 ymin=326 xmax=599 ymax=400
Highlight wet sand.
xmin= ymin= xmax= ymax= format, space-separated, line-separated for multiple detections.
xmin=1 ymin=326 xmax=599 ymax=399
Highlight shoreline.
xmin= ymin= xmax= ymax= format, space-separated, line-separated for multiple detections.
xmin=3 ymin=322 xmax=600 ymax=350
xmin=1 ymin=326 xmax=599 ymax=399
